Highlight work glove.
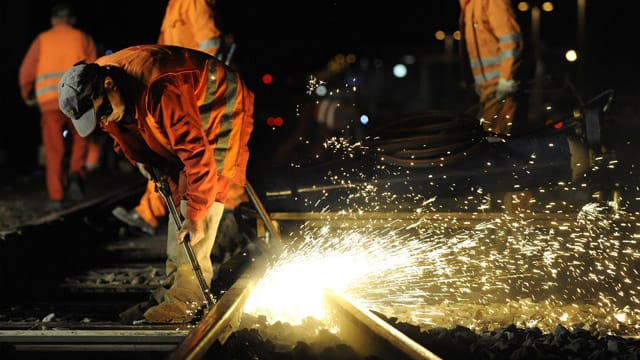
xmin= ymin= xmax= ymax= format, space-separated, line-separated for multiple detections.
xmin=496 ymin=78 xmax=518 ymax=100
xmin=24 ymin=90 xmax=37 ymax=107
xmin=24 ymin=98 xmax=37 ymax=107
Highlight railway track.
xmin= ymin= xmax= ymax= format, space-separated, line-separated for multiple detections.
xmin=2 ymin=173 xmax=639 ymax=359
xmin=0 ymin=184 xmax=445 ymax=360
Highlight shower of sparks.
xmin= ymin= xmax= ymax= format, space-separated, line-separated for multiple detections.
xmin=246 ymin=128 xmax=640 ymax=336
xmin=245 ymin=202 xmax=640 ymax=335
xmin=244 ymin=228 xmax=417 ymax=323
xmin=323 ymin=137 xmax=367 ymax=158
xmin=305 ymin=75 xmax=325 ymax=95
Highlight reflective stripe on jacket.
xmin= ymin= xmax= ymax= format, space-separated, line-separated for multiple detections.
xmin=98 ymin=45 xmax=254 ymax=221
xmin=158 ymin=0 xmax=221 ymax=55
xmin=19 ymin=24 xmax=97 ymax=111
xmin=459 ymin=0 xmax=523 ymax=86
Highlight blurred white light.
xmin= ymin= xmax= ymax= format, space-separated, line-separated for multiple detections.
xmin=393 ymin=64 xmax=407 ymax=78
xmin=565 ymin=49 xmax=578 ymax=62
xmin=315 ymin=84 xmax=328 ymax=96
xmin=360 ymin=114 xmax=369 ymax=125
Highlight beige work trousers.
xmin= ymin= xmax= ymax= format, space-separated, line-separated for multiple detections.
xmin=152 ymin=201 xmax=225 ymax=305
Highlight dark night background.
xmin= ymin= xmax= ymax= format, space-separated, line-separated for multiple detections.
xmin=1 ymin=0 xmax=639 ymax=177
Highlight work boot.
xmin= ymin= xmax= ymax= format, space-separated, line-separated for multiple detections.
xmin=144 ymin=201 xmax=223 ymax=324
xmin=68 ymin=172 xmax=86 ymax=201
xmin=143 ymin=287 xmax=204 ymax=324
xmin=112 ymin=206 xmax=156 ymax=235
xmin=44 ymin=199 xmax=63 ymax=212
xmin=118 ymin=295 xmax=158 ymax=324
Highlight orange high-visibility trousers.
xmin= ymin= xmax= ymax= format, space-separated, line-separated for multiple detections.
xmin=85 ymin=133 xmax=105 ymax=172
xmin=477 ymin=82 xmax=518 ymax=135
xmin=41 ymin=109 xmax=88 ymax=201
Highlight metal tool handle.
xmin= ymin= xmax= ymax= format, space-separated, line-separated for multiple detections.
xmin=151 ymin=168 xmax=216 ymax=309
xmin=225 ymin=43 xmax=236 ymax=66
xmin=245 ymin=182 xmax=283 ymax=255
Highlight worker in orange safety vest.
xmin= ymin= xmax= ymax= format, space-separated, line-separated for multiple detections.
xmin=58 ymin=44 xmax=255 ymax=323
xmin=158 ymin=0 xmax=222 ymax=57
xmin=18 ymin=2 xmax=97 ymax=211
xmin=112 ymin=0 xmax=227 ymax=235
xmin=459 ymin=0 xmax=527 ymax=137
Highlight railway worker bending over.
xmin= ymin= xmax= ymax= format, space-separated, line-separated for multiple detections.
xmin=58 ymin=44 xmax=255 ymax=324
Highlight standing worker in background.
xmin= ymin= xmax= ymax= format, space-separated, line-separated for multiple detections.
xmin=158 ymin=0 xmax=222 ymax=57
xmin=459 ymin=0 xmax=526 ymax=137
xmin=58 ymin=44 xmax=255 ymax=323
xmin=112 ymin=0 xmax=223 ymax=234
xmin=18 ymin=2 xmax=97 ymax=211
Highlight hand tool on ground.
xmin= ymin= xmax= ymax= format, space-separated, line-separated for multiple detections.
xmin=150 ymin=167 xmax=216 ymax=309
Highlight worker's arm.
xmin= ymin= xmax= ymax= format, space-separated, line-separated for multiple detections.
xmin=149 ymin=77 xmax=217 ymax=245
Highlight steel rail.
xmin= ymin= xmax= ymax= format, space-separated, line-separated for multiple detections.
xmin=169 ymin=258 xmax=445 ymax=359
xmin=1 ymin=327 xmax=188 ymax=352
xmin=269 ymin=211 xmax=637 ymax=230
xmin=324 ymin=289 xmax=442 ymax=360
xmin=168 ymin=251 xmax=269 ymax=359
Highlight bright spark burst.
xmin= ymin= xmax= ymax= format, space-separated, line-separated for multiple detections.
xmin=246 ymin=134 xmax=640 ymax=336
xmin=244 ymin=228 xmax=416 ymax=323
xmin=305 ymin=75 xmax=325 ymax=95
xmin=245 ymin=203 xmax=640 ymax=335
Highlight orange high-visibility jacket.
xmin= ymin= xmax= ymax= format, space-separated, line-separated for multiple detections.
xmin=97 ymin=45 xmax=254 ymax=221
xmin=19 ymin=23 xmax=97 ymax=112
xmin=158 ymin=0 xmax=221 ymax=55
xmin=459 ymin=0 xmax=523 ymax=86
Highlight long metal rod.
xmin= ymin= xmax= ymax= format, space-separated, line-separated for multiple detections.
xmin=151 ymin=169 xmax=215 ymax=309
xmin=324 ymin=289 xmax=442 ymax=360
xmin=244 ymin=182 xmax=283 ymax=254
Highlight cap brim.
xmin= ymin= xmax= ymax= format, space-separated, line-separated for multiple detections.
xmin=71 ymin=107 xmax=97 ymax=138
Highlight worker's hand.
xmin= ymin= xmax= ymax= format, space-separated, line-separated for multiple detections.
xmin=23 ymin=90 xmax=37 ymax=107
xmin=136 ymin=162 xmax=152 ymax=180
xmin=179 ymin=218 xmax=206 ymax=245
xmin=496 ymin=78 xmax=518 ymax=100
xmin=24 ymin=97 xmax=37 ymax=107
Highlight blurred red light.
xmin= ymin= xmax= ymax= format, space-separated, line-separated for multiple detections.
xmin=266 ymin=116 xmax=284 ymax=127
xmin=262 ymin=73 xmax=273 ymax=85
